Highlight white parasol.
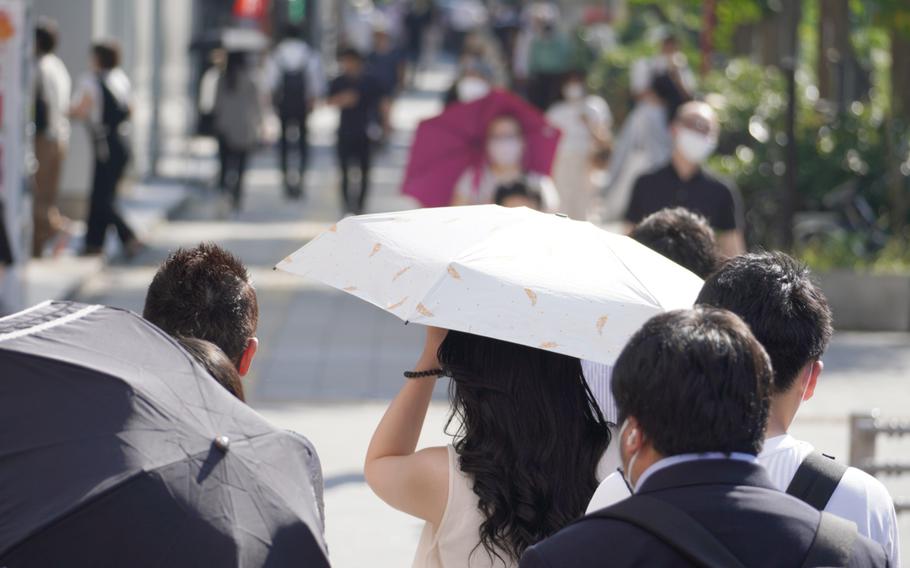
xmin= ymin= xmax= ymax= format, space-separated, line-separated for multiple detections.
xmin=277 ymin=206 xmax=703 ymax=365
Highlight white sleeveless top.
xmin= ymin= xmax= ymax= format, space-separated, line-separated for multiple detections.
xmin=412 ymin=445 xmax=514 ymax=568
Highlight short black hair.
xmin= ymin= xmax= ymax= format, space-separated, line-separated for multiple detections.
xmin=612 ymin=307 xmax=773 ymax=456
xmin=284 ymin=23 xmax=303 ymax=40
xmin=630 ymin=207 xmax=720 ymax=278
xmin=338 ymin=46 xmax=363 ymax=62
xmin=696 ymin=251 xmax=833 ymax=393
xmin=177 ymin=336 xmax=245 ymax=402
xmin=494 ymin=180 xmax=543 ymax=208
xmin=143 ymin=243 xmax=258 ymax=366
xmin=35 ymin=18 xmax=58 ymax=54
xmin=92 ymin=40 xmax=120 ymax=70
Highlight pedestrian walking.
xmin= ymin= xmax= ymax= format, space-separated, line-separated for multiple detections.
xmin=697 ymin=252 xmax=901 ymax=566
xmin=546 ymin=71 xmax=612 ymax=220
xmin=328 ymin=48 xmax=389 ymax=215
xmin=213 ymin=51 xmax=262 ymax=211
xmin=404 ymin=0 xmax=435 ymax=83
xmin=525 ymin=308 xmax=887 ymax=568
xmin=526 ymin=15 xmax=572 ymax=110
xmin=364 ymin=327 xmax=612 ymax=567
xmin=623 ymin=101 xmax=746 ymax=256
xmin=69 ymin=40 xmax=141 ymax=257
xmin=32 ymin=18 xmax=71 ymax=258
xmin=266 ymin=24 xmax=324 ymax=198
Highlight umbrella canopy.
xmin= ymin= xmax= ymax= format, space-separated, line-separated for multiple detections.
xmin=401 ymin=90 xmax=561 ymax=208
xmin=0 ymin=301 xmax=328 ymax=567
xmin=277 ymin=205 xmax=702 ymax=365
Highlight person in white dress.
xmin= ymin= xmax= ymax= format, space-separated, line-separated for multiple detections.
xmin=545 ymin=72 xmax=611 ymax=220
xmin=364 ymin=327 xmax=612 ymax=567
xmin=451 ymin=114 xmax=559 ymax=212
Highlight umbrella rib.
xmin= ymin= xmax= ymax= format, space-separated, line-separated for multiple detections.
xmin=590 ymin=226 xmax=663 ymax=307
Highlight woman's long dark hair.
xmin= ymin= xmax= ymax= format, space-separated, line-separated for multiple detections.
xmin=438 ymin=331 xmax=611 ymax=563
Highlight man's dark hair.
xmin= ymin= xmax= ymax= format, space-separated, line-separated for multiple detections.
xmin=338 ymin=46 xmax=364 ymax=62
xmin=35 ymin=18 xmax=58 ymax=54
xmin=612 ymin=307 xmax=773 ymax=456
xmin=284 ymin=23 xmax=303 ymax=40
xmin=494 ymin=180 xmax=543 ymax=209
xmin=696 ymin=251 xmax=833 ymax=393
xmin=92 ymin=40 xmax=121 ymax=70
xmin=143 ymin=243 xmax=258 ymax=366
xmin=630 ymin=207 xmax=720 ymax=278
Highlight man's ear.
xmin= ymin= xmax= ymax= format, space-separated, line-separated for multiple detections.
xmin=801 ymin=360 xmax=823 ymax=402
xmin=237 ymin=337 xmax=259 ymax=377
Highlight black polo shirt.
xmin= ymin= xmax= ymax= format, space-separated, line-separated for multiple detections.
xmin=624 ymin=163 xmax=744 ymax=232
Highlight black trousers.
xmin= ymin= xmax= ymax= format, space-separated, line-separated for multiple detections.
xmin=85 ymin=138 xmax=134 ymax=250
xmin=219 ymin=144 xmax=249 ymax=210
xmin=279 ymin=112 xmax=309 ymax=190
xmin=337 ymin=135 xmax=372 ymax=215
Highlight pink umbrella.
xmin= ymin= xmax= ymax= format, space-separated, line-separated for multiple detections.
xmin=401 ymin=90 xmax=561 ymax=208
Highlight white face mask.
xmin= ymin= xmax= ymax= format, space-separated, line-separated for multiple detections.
xmin=487 ymin=137 xmax=523 ymax=167
xmin=457 ymin=76 xmax=490 ymax=103
xmin=563 ymin=82 xmax=585 ymax=101
xmin=617 ymin=418 xmax=641 ymax=492
xmin=675 ymin=127 xmax=717 ymax=164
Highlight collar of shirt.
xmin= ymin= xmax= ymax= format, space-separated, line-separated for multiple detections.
xmin=634 ymin=452 xmax=758 ymax=492
xmin=666 ymin=162 xmax=704 ymax=184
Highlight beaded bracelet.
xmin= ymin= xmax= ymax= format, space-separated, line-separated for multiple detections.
xmin=403 ymin=368 xmax=444 ymax=379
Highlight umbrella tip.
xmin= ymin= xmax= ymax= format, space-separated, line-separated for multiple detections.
xmin=213 ymin=435 xmax=231 ymax=452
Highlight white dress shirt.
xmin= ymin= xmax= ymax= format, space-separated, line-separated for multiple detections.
xmin=759 ymin=434 xmax=901 ymax=567
xmin=35 ymin=53 xmax=72 ymax=142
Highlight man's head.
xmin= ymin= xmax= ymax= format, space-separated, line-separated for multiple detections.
xmin=143 ymin=243 xmax=259 ymax=375
xmin=630 ymin=207 xmax=721 ymax=279
xmin=612 ymin=308 xmax=773 ymax=487
xmin=696 ymin=252 xmax=833 ymax=399
xmin=35 ymin=18 xmax=58 ymax=56
xmin=338 ymin=47 xmax=364 ymax=75
xmin=494 ymin=180 xmax=543 ymax=210
xmin=91 ymin=40 xmax=121 ymax=72
xmin=672 ymin=101 xmax=719 ymax=165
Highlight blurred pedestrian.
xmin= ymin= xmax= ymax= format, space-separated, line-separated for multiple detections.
xmin=365 ymin=327 xmax=611 ymax=567
xmin=367 ymin=22 xmax=405 ymax=98
xmin=328 ymin=48 xmax=389 ymax=215
xmin=526 ymin=12 xmax=572 ymax=110
xmin=404 ymin=0 xmax=435 ymax=83
xmin=493 ymin=179 xmax=543 ymax=210
xmin=599 ymin=71 xmax=674 ymax=222
xmin=546 ymin=71 xmax=611 ymax=220
xmin=633 ymin=33 xmax=695 ymax=120
xmin=624 ymin=101 xmax=746 ymax=257
xmin=177 ymin=336 xmax=246 ymax=402
xmin=197 ymin=48 xmax=225 ymax=138
xmin=213 ymin=51 xmax=262 ymax=211
xmin=143 ymin=243 xmax=325 ymax=528
xmin=697 ymin=252 xmax=901 ymax=565
xmin=32 ymin=18 xmax=72 ymax=258
xmin=629 ymin=207 xmax=720 ymax=278
xmin=443 ymin=59 xmax=493 ymax=106
xmin=70 ymin=40 xmax=141 ymax=257
xmin=266 ymin=24 xmax=324 ymax=198
xmin=451 ymin=114 xmax=559 ymax=211
xmin=524 ymin=308 xmax=887 ymax=567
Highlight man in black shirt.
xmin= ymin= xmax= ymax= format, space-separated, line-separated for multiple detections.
xmin=328 ymin=48 xmax=389 ymax=215
xmin=624 ymin=101 xmax=746 ymax=257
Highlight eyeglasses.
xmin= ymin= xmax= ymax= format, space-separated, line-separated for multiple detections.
xmin=677 ymin=115 xmax=714 ymax=135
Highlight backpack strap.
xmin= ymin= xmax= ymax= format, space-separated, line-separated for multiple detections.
xmin=587 ymin=495 xmax=747 ymax=568
xmin=786 ymin=451 xmax=848 ymax=511
xmin=800 ymin=512 xmax=859 ymax=567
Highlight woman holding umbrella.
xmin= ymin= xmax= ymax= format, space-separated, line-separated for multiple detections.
xmin=364 ymin=327 xmax=612 ymax=567
xmin=451 ymin=114 xmax=559 ymax=211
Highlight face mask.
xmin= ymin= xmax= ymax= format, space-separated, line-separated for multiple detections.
xmin=617 ymin=418 xmax=641 ymax=492
xmin=563 ymin=83 xmax=585 ymax=101
xmin=457 ymin=77 xmax=490 ymax=103
xmin=487 ymin=137 xmax=523 ymax=167
xmin=675 ymin=127 xmax=717 ymax=164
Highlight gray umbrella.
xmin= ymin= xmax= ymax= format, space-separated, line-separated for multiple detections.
xmin=0 ymin=301 xmax=329 ymax=567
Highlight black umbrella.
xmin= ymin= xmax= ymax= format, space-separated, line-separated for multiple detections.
xmin=0 ymin=301 xmax=329 ymax=567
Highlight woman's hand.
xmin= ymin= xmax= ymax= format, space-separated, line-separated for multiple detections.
xmin=416 ymin=326 xmax=448 ymax=370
